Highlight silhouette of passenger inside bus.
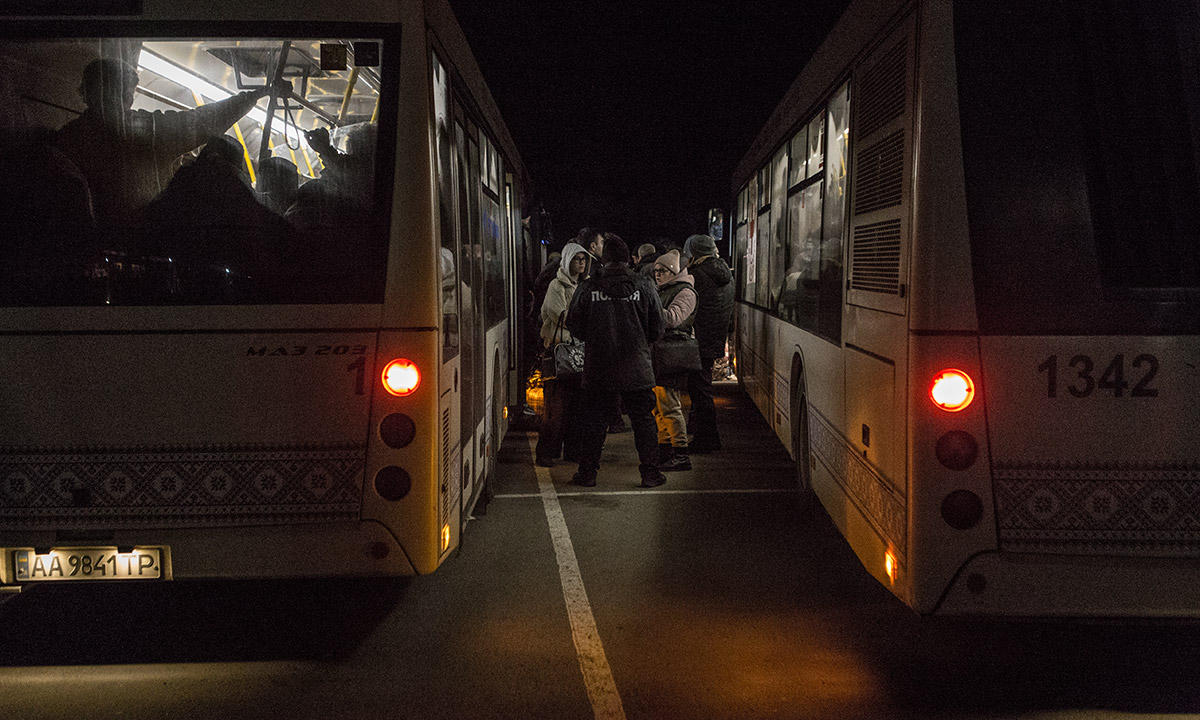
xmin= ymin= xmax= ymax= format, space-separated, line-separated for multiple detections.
xmin=442 ymin=246 xmax=460 ymax=346
xmin=55 ymin=58 xmax=292 ymax=227
xmin=256 ymin=156 xmax=300 ymax=216
xmin=284 ymin=123 xmax=379 ymax=300
xmin=0 ymin=129 xmax=99 ymax=304
xmin=286 ymin=123 xmax=376 ymax=228
xmin=141 ymin=135 xmax=293 ymax=302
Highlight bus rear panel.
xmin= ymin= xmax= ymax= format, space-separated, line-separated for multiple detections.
xmin=730 ymin=0 xmax=1200 ymax=616
xmin=0 ymin=0 xmax=524 ymax=590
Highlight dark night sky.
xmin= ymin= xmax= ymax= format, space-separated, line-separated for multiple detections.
xmin=448 ymin=1 xmax=851 ymax=249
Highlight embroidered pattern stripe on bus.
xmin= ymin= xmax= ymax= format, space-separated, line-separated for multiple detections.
xmin=0 ymin=445 xmax=364 ymax=528
xmin=996 ymin=463 xmax=1200 ymax=554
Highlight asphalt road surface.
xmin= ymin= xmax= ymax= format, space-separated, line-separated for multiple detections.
xmin=3 ymin=381 xmax=1200 ymax=719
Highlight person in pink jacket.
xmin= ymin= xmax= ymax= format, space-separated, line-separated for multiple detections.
xmin=651 ymin=249 xmax=698 ymax=471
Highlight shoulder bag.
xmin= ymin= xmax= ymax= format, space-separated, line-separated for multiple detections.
xmin=542 ymin=311 xmax=584 ymax=380
xmin=652 ymin=329 xmax=701 ymax=385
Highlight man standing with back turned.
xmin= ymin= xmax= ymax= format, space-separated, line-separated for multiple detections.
xmin=567 ymin=234 xmax=667 ymax=488
xmin=683 ymin=233 xmax=734 ymax=453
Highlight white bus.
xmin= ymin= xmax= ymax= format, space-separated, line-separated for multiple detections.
xmin=0 ymin=0 xmax=536 ymax=595
xmin=731 ymin=0 xmax=1200 ymax=616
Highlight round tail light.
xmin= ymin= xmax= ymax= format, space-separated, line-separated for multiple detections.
xmin=382 ymin=358 xmax=421 ymax=396
xmin=930 ymin=369 xmax=975 ymax=412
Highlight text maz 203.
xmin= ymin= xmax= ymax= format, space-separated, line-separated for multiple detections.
xmin=246 ymin=345 xmax=368 ymax=357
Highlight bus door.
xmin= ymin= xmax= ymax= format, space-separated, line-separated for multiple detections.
xmin=464 ymin=119 xmax=487 ymax=500
xmin=432 ymin=50 xmax=463 ymax=538
xmin=452 ymin=104 xmax=485 ymax=505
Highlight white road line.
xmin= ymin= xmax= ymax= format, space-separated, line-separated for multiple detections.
xmin=495 ymin=488 xmax=799 ymax=499
xmin=527 ymin=434 xmax=627 ymax=720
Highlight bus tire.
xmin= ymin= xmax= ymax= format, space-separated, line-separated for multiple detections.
xmin=791 ymin=381 xmax=815 ymax=519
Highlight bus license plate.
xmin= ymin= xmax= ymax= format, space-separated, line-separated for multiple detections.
xmin=13 ymin=548 xmax=162 ymax=582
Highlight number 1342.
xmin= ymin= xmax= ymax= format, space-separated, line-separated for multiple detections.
xmin=1037 ymin=354 xmax=1159 ymax=398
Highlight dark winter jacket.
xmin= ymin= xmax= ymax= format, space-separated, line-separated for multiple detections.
xmin=633 ymin=254 xmax=660 ymax=279
xmin=688 ymin=254 xmax=734 ymax=360
xmin=531 ymin=258 xmax=559 ymax=317
xmin=567 ymin=264 xmax=664 ymax=391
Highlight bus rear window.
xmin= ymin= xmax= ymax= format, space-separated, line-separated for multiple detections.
xmin=0 ymin=34 xmax=394 ymax=306
xmin=954 ymin=0 xmax=1200 ymax=334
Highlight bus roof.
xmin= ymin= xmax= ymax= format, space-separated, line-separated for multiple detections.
xmin=731 ymin=0 xmax=910 ymax=195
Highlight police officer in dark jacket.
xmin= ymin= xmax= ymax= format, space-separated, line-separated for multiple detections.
xmin=683 ymin=233 xmax=734 ymax=452
xmin=566 ymin=234 xmax=667 ymax=488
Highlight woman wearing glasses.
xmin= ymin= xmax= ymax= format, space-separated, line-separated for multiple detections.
xmin=650 ymin=249 xmax=698 ymax=471
xmin=536 ymin=242 xmax=590 ymax=466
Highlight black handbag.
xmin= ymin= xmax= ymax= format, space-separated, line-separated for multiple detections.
xmin=652 ymin=330 xmax=701 ymax=383
xmin=542 ymin=311 xmax=584 ymax=380
xmin=553 ymin=338 xmax=585 ymax=379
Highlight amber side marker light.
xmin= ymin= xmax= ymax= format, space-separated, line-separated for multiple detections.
xmin=885 ymin=550 xmax=898 ymax=584
xmin=382 ymin=359 xmax=420 ymax=396
xmin=930 ymin=369 xmax=975 ymax=412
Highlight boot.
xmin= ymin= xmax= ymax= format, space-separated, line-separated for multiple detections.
xmin=640 ymin=468 xmax=667 ymax=488
xmin=656 ymin=443 xmax=672 ymax=464
xmin=659 ymin=445 xmax=692 ymax=471
xmin=570 ymin=470 xmax=597 ymax=487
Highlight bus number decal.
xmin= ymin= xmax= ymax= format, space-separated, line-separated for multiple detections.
xmin=315 ymin=345 xmax=367 ymax=356
xmin=246 ymin=345 xmax=367 ymax=357
xmin=1038 ymin=354 xmax=1158 ymax=398
xmin=347 ymin=355 xmax=366 ymax=395
xmin=247 ymin=346 xmax=308 ymax=356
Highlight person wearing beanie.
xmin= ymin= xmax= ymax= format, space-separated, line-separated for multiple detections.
xmin=655 ymin=248 xmax=681 ymax=274
xmin=650 ymin=248 xmax=698 ymax=471
xmin=566 ymin=232 xmax=667 ymax=488
xmin=682 ymin=234 xmax=733 ymax=453
xmin=683 ymin=232 xmax=719 ymax=262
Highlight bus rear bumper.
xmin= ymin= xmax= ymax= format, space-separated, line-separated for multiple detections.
xmin=936 ymin=551 xmax=1200 ymax=618
xmin=0 ymin=520 xmax=416 ymax=586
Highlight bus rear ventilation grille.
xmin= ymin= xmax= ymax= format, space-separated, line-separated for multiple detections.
xmin=851 ymin=219 xmax=902 ymax=294
xmin=853 ymin=130 xmax=904 ymax=216
xmin=856 ymin=42 xmax=907 ymax=139
xmin=440 ymin=407 xmax=451 ymax=491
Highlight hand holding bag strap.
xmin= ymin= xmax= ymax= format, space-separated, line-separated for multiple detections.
xmin=552 ymin=310 xmax=567 ymax=346
xmin=540 ymin=311 xmax=567 ymax=380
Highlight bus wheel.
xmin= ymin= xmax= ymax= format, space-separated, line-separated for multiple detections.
xmin=791 ymin=390 xmax=815 ymax=518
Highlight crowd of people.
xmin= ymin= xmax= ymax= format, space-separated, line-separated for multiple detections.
xmin=531 ymin=227 xmax=734 ymax=488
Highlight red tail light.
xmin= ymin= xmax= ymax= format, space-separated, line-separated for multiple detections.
xmin=930 ymin=369 xmax=974 ymax=412
xmin=382 ymin=358 xmax=421 ymax=396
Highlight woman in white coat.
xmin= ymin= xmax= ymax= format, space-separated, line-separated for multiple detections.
xmin=536 ymin=242 xmax=589 ymax=466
